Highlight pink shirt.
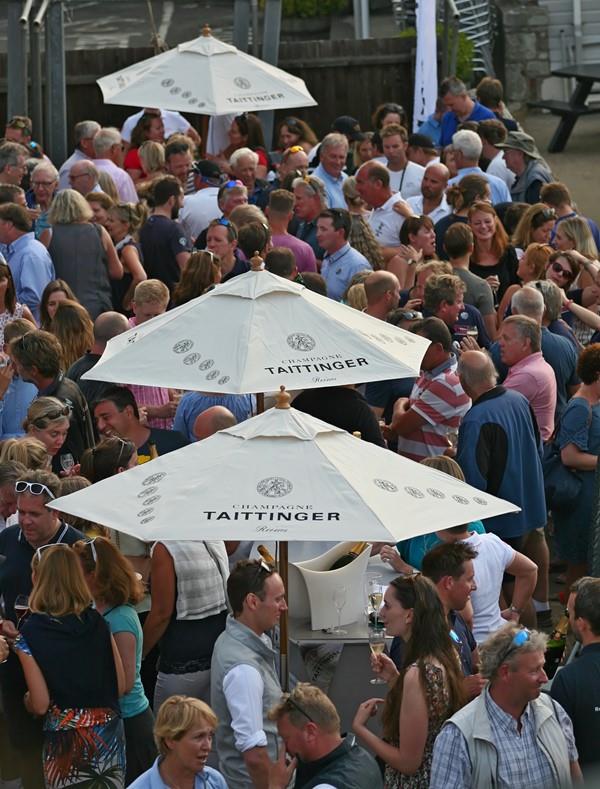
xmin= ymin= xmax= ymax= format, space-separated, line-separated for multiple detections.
xmin=270 ymin=233 xmax=317 ymax=273
xmin=504 ymin=351 xmax=556 ymax=441
xmin=124 ymin=317 xmax=173 ymax=430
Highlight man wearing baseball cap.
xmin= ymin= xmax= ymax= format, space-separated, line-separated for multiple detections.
xmin=407 ymin=133 xmax=440 ymax=167
xmin=180 ymin=160 xmax=224 ymax=242
xmin=496 ymin=131 xmax=554 ymax=205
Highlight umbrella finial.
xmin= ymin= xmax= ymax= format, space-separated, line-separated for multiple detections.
xmin=275 ymin=386 xmax=291 ymax=410
xmin=250 ymin=251 xmax=264 ymax=272
xmin=201 ymin=24 xmax=212 ymax=36
xmin=352 ymin=431 xmax=362 ymax=439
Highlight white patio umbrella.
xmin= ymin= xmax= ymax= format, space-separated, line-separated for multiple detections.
xmin=82 ymin=269 xmax=430 ymax=394
xmin=51 ymin=392 xmax=518 ymax=543
xmin=50 ymin=390 xmax=518 ymax=687
xmin=96 ymin=26 xmax=317 ymax=115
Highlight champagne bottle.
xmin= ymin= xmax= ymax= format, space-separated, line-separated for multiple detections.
xmin=149 ymin=441 xmax=159 ymax=460
xmin=544 ymin=614 xmax=569 ymax=679
xmin=257 ymin=544 xmax=277 ymax=569
xmin=329 ymin=541 xmax=368 ymax=571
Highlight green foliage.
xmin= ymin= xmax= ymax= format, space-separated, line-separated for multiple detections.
xmin=398 ymin=25 xmax=475 ymax=84
xmin=278 ymin=0 xmax=349 ymax=18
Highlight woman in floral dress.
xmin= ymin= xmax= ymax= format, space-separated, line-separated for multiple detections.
xmin=352 ymin=574 xmax=466 ymax=788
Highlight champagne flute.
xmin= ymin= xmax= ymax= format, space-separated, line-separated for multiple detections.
xmin=368 ymin=580 xmax=383 ymax=627
xmin=331 ymin=586 xmax=348 ymax=635
xmin=364 ymin=573 xmax=382 ymax=620
xmin=368 ymin=626 xmax=387 ymax=684
xmin=14 ymin=594 xmax=30 ymax=627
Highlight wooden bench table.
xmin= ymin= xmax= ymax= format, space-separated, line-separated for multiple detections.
xmin=528 ymin=63 xmax=600 ymax=152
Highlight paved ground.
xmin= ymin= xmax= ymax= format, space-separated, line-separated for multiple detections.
xmin=516 ymin=111 xmax=600 ymax=224
xmin=0 ymin=0 xmax=238 ymax=49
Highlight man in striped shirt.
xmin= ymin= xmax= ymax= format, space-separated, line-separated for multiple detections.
xmin=386 ymin=317 xmax=470 ymax=461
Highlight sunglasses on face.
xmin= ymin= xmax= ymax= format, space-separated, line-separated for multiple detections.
xmin=550 ymin=260 xmax=572 ymax=278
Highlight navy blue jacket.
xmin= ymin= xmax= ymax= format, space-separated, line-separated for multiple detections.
xmin=456 ymin=386 xmax=546 ymax=538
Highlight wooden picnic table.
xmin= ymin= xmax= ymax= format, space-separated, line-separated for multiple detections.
xmin=528 ymin=63 xmax=600 ymax=153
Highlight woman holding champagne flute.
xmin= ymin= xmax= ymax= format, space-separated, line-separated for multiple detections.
xmin=352 ymin=574 xmax=465 ymax=788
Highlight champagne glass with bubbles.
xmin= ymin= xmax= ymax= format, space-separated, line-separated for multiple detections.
xmin=368 ymin=626 xmax=387 ymax=684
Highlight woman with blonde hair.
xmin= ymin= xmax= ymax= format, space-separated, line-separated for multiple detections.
xmin=172 ymin=251 xmax=221 ymax=307
xmin=105 ymin=202 xmax=147 ymax=312
xmin=86 ymin=191 xmax=114 ymax=228
xmin=435 ymin=174 xmax=490 ymax=258
xmin=13 ymin=543 xmax=126 ymax=787
xmin=345 ymin=282 xmax=368 ymax=311
xmin=75 ymin=537 xmax=156 ymax=782
xmin=97 ymin=171 xmax=120 ymax=202
xmin=496 ymin=242 xmax=553 ymax=323
xmin=512 ymin=203 xmax=557 ymax=251
xmin=23 ymin=396 xmax=71 ymax=474
xmin=343 ymin=176 xmax=384 ymax=270
xmin=128 ymin=695 xmax=226 ymax=788
xmin=48 ymin=299 xmax=94 ymax=370
xmin=48 ymin=189 xmax=123 ymax=318
xmin=138 ymin=141 xmax=166 ymax=181
xmin=352 ymin=574 xmax=465 ymax=788
xmin=0 ymin=436 xmax=49 ymax=469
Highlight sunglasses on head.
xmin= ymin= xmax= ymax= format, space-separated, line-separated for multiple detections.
xmin=34 ymin=542 xmax=70 ymax=562
xmin=15 ymin=480 xmax=55 ymax=499
xmin=499 ymin=628 xmax=531 ymax=665
xmin=248 ymin=559 xmax=272 ymax=593
xmin=283 ymin=693 xmax=315 ymax=723
xmin=33 ymin=405 xmax=71 ymax=427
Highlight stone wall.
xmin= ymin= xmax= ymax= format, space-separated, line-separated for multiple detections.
xmin=494 ymin=0 xmax=551 ymax=105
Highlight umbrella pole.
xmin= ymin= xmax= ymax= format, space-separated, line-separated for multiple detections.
xmin=279 ymin=540 xmax=289 ymax=691
xmin=256 ymin=393 xmax=265 ymax=414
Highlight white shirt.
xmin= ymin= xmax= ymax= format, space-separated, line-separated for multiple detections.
xmin=223 ymin=659 xmax=270 ymax=752
xmin=57 ymin=148 xmax=87 ymax=191
xmin=367 ymin=192 xmax=407 ymax=247
xmin=407 ymin=194 xmax=451 ymax=223
xmin=486 ymin=150 xmax=515 ymax=189
xmin=121 ymin=109 xmax=191 ymax=143
xmin=180 ymin=187 xmax=220 ymax=242
xmin=387 ymin=161 xmax=425 ymax=199
xmin=461 ymin=532 xmax=515 ymax=644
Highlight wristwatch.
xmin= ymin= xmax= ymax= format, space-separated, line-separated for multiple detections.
xmin=509 ymin=605 xmax=522 ymax=615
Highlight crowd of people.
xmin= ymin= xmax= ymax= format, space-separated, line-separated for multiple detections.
xmin=0 ymin=70 xmax=599 ymax=788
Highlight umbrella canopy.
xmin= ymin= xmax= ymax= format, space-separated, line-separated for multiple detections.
xmin=50 ymin=398 xmax=519 ymax=542
xmin=97 ymin=27 xmax=317 ymax=115
xmin=82 ymin=269 xmax=430 ymax=394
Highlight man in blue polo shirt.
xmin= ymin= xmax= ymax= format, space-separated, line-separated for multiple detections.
xmin=317 ymin=209 xmax=371 ymax=301
xmin=312 ymin=133 xmax=349 ymax=209
xmin=439 ymin=76 xmax=495 ymax=147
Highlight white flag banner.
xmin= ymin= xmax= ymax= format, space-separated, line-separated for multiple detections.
xmin=413 ymin=0 xmax=438 ymax=132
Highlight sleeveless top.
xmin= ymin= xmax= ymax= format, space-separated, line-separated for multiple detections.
xmin=49 ymin=223 xmax=113 ymax=319
xmin=384 ymin=662 xmax=452 ymax=789
xmin=111 ymin=234 xmax=141 ymax=314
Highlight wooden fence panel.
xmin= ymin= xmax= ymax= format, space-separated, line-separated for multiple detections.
xmin=0 ymin=37 xmax=417 ymax=149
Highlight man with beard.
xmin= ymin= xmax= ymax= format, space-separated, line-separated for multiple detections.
xmin=139 ymin=175 xmax=192 ymax=292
